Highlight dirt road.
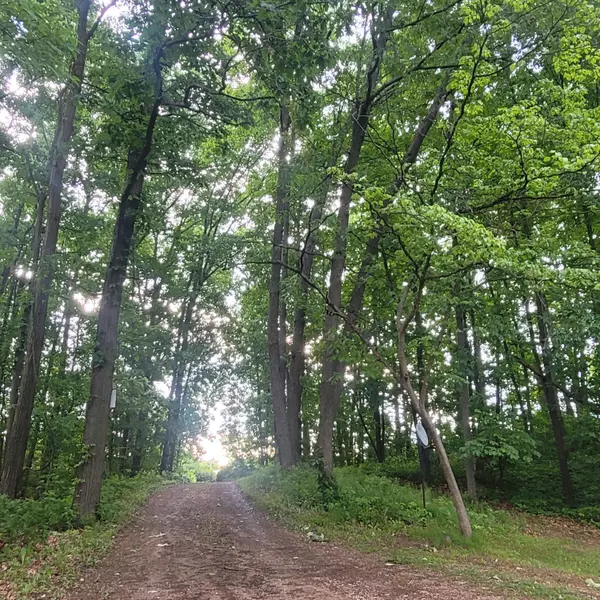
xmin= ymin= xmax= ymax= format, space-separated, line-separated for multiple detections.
xmin=66 ymin=482 xmax=505 ymax=600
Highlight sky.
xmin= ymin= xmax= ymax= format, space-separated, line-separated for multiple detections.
xmin=198 ymin=403 xmax=230 ymax=467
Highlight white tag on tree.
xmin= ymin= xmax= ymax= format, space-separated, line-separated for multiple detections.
xmin=110 ymin=388 xmax=117 ymax=409
xmin=416 ymin=420 xmax=429 ymax=447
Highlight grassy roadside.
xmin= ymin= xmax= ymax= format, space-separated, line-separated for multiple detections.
xmin=0 ymin=474 xmax=169 ymax=600
xmin=238 ymin=466 xmax=600 ymax=600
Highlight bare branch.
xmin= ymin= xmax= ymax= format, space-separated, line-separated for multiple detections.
xmin=86 ymin=0 xmax=117 ymax=41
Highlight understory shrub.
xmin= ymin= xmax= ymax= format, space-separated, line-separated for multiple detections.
xmin=0 ymin=472 xmax=165 ymax=547
xmin=241 ymin=465 xmax=443 ymax=528
xmin=0 ymin=496 xmax=74 ymax=545
xmin=97 ymin=472 xmax=165 ymax=523
xmin=239 ymin=464 xmax=525 ymax=547
xmin=0 ymin=472 xmax=167 ymax=599
xmin=330 ymin=468 xmax=431 ymax=526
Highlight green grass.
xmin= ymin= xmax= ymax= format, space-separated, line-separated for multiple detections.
xmin=239 ymin=466 xmax=600 ymax=599
xmin=0 ymin=473 xmax=168 ymax=599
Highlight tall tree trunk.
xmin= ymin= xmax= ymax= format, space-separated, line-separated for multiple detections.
xmin=160 ymin=252 xmax=205 ymax=474
xmin=0 ymin=279 xmax=18 ymax=439
xmin=21 ymin=418 xmax=40 ymax=496
xmin=393 ymin=386 xmax=403 ymax=456
xmin=522 ymin=362 xmax=533 ymax=432
xmin=494 ymin=357 xmax=502 ymax=414
xmin=318 ymin=72 xmax=449 ymax=475
xmin=397 ymin=349 xmax=472 ymax=536
xmin=503 ymin=339 xmax=529 ymax=432
xmin=288 ymin=181 xmax=331 ymax=465
xmin=119 ymin=417 xmax=130 ymax=475
xmin=301 ymin=413 xmax=310 ymax=460
xmin=0 ymin=0 xmax=92 ymax=498
xmin=130 ymin=409 xmax=146 ymax=477
xmin=534 ymin=291 xmax=575 ymax=506
xmin=38 ymin=301 xmax=73 ymax=489
xmin=21 ymin=315 xmax=62 ymax=496
xmin=413 ymin=317 xmax=431 ymax=479
xmin=4 ymin=175 xmax=47 ymax=452
xmin=73 ymin=72 xmax=161 ymax=519
xmin=160 ymin=351 xmax=183 ymax=473
xmin=0 ymin=199 xmax=25 ymax=297
xmin=396 ymin=284 xmax=472 ymax=536
xmin=132 ymin=245 xmax=166 ymax=477
xmin=455 ymin=303 xmax=477 ymax=501
xmin=469 ymin=309 xmax=486 ymax=402
xmin=316 ymin=9 xmax=392 ymax=474
xmin=268 ymin=105 xmax=294 ymax=467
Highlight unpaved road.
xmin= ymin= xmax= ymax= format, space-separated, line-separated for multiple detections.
xmin=66 ymin=482 xmax=506 ymax=600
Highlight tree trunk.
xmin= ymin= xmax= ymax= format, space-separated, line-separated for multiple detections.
xmin=301 ymin=413 xmax=310 ymax=460
xmin=38 ymin=302 xmax=73 ymax=494
xmin=20 ymin=418 xmax=40 ymax=496
xmin=132 ymin=247 xmax=166 ymax=478
xmin=0 ymin=0 xmax=92 ymax=498
xmin=317 ymin=9 xmax=393 ymax=474
xmin=3 ymin=172 xmax=47 ymax=461
xmin=0 ymin=199 xmax=25 ymax=297
xmin=160 ymin=340 xmax=188 ymax=473
xmin=503 ymin=339 xmax=529 ymax=432
xmin=268 ymin=105 xmax=294 ymax=468
xmin=0 ymin=279 xmax=18 ymax=429
xmin=130 ymin=409 xmax=146 ymax=477
xmin=455 ymin=304 xmax=477 ymax=501
xmin=494 ymin=360 xmax=502 ymax=414
xmin=397 ymin=292 xmax=472 ymax=536
xmin=5 ymin=293 xmax=28 ymax=439
xmin=160 ymin=263 xmax=202 ymax=473
xmin=534 ymin=291 xmax=575 ymax=506
xmin=119 ymin=419 xmax=130 ymax=475
xmin=73 ymin=87 xmax=160 ymax=519
xmin=317 ymin=70 xmax=449 ymax=475
xmin=469 ymin=309 xmax=486 ymax=403
xmin=400 ymin=375 xmax=471 ymax=535
xmin=392 ymin=385 xmax=403 ymax=456
xmin=522 ymin=362 xmax=533 ymax=432
xmin=288 ymin=181 xmax=330 ymax=465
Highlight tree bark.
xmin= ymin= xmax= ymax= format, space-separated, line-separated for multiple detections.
xmin=4 ymin=161 xmax=48 ymax=450
xmin=301 ymin=413 xmax=310 ymax=459
xmin=396 ymin=280 xmax=472 ymax=537
xmin=132 ymin=242 xmax=166 ymax=477
xmin=317 ymin=71 xmax=450 ymax=474
xmin=0 ymin=198 xmax=25 ymax=298
xmin=130 ymin=409 xmax=146 ymax=477
xmin=119 ymin=416 xmax=130 ymax=475
xmin=0 ymin=279 xmax=18 ymax=424
xmin=316 ymin=8 xmax=393 ymax=474
xmin=73 ymin=72 xmax=161 ymax=518
xmin=268 ymin=105 xmax=294 ymax=467
xmin=288 ymin=180 xmax=330 ymax=464
xmin=455 ymin=303 xmax=477 ymax=501
xmin=397 ymin=341 xmax=472 ymax=536
xmin=393 ymin=385 xmax=403 ymax=456
xmin=160 ymin=290 xmax=194 ymax=473
xmin=533 ymin=291 xmax=575 ymax=506
xmin=0 ymin=0 xmax=92 ymax=498
xmin=469 ymin=309 xmax=486 ymax=402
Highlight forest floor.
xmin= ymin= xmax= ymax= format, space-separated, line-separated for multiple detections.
xmin=62 ymin=482 xmax=515 ymax=600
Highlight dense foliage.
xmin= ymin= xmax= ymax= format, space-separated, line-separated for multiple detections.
xmin=0 ymin=0 xmax=599 ymax=539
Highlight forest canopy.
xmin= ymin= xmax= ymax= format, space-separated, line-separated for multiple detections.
xmin=0 ymin=0 xmax=599 ymax=537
